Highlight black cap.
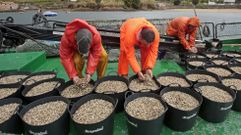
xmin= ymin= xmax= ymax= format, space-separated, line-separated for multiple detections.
xmin=76 ymin=28 xmax=92 ymax=54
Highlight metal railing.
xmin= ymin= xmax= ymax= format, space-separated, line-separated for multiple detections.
xmin=215 ymin=22 xmax=241 ymax=39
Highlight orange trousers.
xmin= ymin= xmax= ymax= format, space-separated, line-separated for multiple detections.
xmin=73 ymin=47 xmax=108 ymax=79
xmin=118 ymin=48 xmax=148 ymax=75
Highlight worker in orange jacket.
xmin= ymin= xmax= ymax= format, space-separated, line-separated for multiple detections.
xmin=166 ymin=16 xmax=200 ymax=53
xmin=118 ymin=18 xmax=160 ymax=80
xmin=59 ymin=19 xmax=108 ymax=85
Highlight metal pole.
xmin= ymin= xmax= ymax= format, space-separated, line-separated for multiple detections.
xmin=193 ymin=4 xmax=203 ymax=40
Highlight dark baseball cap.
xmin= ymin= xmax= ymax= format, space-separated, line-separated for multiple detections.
xmin=76 ymin=28 xmax=92 ymax=54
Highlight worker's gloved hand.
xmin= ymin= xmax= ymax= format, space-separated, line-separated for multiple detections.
xmin=137 ymin=72 xmax=145 ymax=81
xmin=146 ymin=69 xmax=153 ymax=78
xmin=73 ymin=76 xmax=81 ymax=86
xmin=188 ymin=47 xmax=198 ymax=53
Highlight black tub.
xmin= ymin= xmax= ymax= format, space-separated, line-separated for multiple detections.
xmin=128 ymin=74 xmax=161 ymax=94
xmin=180 ymin=52 xmax=207 ymax=59
xmin=160 ymin=87 xmax=203 ymax=131
xmin=228 ymin=63 xmax=241 ymax=75
xmin=58 ymin=80 xmax=95 ymax=103
xmin=185 ymin=58 xmax=209 ymax=70
xmin=0 ymin=98 xmax=23 ymax=134
xmin=21 ymin=71 xmax=57 ymax=87
xmin=210 ymin=57 xmax=232 ymax=66
xmin=222 ymin=51 xmax=241 ymax=58
xmin=94 ymin=75 xmax=128 ymax=112
xmin=70 ymin=94 xmax=117 ymax=135
xmin=221 ymin=75 xmax=241 ymax=112
xmin=0 ymin=83 xmax=24 ymax=99
xmin=0 ymin=71 xmax=30 ymax=86
xmin=157 ymin=72 xmax=192 ymax=88
xmin=124 ymin=92 xmax=168 ymax=135
xmin=22 ymin=78 xmax=65 ymax=103
xmin=232 ymin=57 xmax=241 ymax=64
xmin=202 ymin=51 xmax=221 ymax=59
xmin=19 ymin=96 xmax=70 ymax=135
xmin=194 ymin=82 xmax=236 ymax=123
xmin=205 ymin=65 xmax=234 ymax=78
xmin=185 ymin=69 xmax=221 ymax=84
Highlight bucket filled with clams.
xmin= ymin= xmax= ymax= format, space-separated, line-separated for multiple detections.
xmin=228 ymin=63 xmax=241 ymax=75
xmin=0 ymin=71 xmax=30 ymax=98
xmin=22 ymin=78 xmax=64 ymax=103
xmin=185 ymin=58 xmax=207 ymax=70
xmin=157 ymin=72 xmax=192 ymax=88
xmin=19 ymin=96 xmax=70 ymax=135
xmin=221 ymin=74 xmax=241 ymax=111
xmin=69 ymin=94 xmax=117 ymax=135
xmin=124 ymin=92 xmax=168 ymax=135
xmin=205 ymin=65 xmax=233 ymax=78
xmin=185 ymin=69 xmax=220 ymax=84
xmin=160 ymin=87 xmax=203 ymax=131
xmin=94 ymin=75 xmax=128 ymax=112
xmin=59 ymin=79 xmax=95 ymax=103
xmin=0 ymin=98 xmax=23 ymax=134
xmin=21 ymin=71 xmax=56 ymax=87
xmin=0 ymin=71 xmax=30 ymax=86
xmin=194 ymin=82 xmax=236 ymax=123
xmin=128 ymin=74 xmax=160 ymax=94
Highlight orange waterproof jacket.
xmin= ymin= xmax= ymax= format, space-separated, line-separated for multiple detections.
xmin=166 ymin=16 xmax=200 ymax=50
xmin=120 ymin=18 xmax=160 ymax=73
xmin=59 ymin=19 xmax=102 ymax=79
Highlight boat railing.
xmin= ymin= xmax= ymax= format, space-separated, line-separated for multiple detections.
xmin=215 ymin=22 xmax=241 ymax=40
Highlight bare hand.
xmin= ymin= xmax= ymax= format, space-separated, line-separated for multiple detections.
xmin=73 ymin=76 xmax=81 ymax=85
xmin=146 ymin=69 xmax=153 ymax=78
xmin=188 ymin=47 xmax=198 ymax=53
xmin=137 ymin=72 xmax=145 ymax=81
xmin=85 ymin=74 xmax=91 ymax=83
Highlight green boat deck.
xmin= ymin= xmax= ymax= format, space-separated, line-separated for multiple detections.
xmin=1 ymin=51 xmax=241 ymax=135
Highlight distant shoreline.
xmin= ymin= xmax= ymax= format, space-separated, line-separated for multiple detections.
xmin=1 ymin=1 xmax=241 ymax=12
xmin=2 ymin=8 xmax=241 ymax=13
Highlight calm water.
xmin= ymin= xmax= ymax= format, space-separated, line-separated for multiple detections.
xmin=1 ymin=9 xmax=241 ymax=24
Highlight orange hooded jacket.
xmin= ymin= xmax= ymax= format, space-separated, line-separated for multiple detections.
xmin=166 ymin=16 xmax=200 ymax=50
xmin=59 ymin=19 xmax=102 ymax=79
xmin=119 ymin=18 xmax=160 ymax=74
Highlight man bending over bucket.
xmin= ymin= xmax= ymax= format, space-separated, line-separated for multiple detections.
xmin=166 ymin=16 xmax=200 ymax=53
xmin=118 ymin=18 xmax=160 ymax=81
xmin=60 ymin=19 xmax=108 ymax=86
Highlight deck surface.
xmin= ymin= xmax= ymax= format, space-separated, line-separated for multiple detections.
xmin=1 ymin=51 xmax=241 ymax=135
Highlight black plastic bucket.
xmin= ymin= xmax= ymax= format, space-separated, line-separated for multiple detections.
xmin=228 ymin=63 xmax=241 ymax=75
xmin=202 ymin=50 xmax=221 ymax=59
xmin=21 ymin=78 xmax=65 ymax=103
xmin=222 ymin=51 xmax=241 ymax=58
xmin=160 ymin=87 xmax=203 ymax=131
xmin=58 ymin=80 xmax=95 ymax=103
xmin=185 ymin=69 xmax=221 ymax=84
xmin=221 ymin=75 xmax=241 ymax=112
xmin=94 ymin=75 xmax=128 ymax=113
xmin=21 ymin=71 xmax=57 ymax=87
xmin=185 ymin=58 xmax=208 ymax=70
xmin=0 ymin=71 xmax=30 ymax=86
xmin=0 ymin=98 xmax=23 ymax=134
xmin=205 ymin=65 xmax=234 ymax=78
xmin=157 ymin=72 xmax=193 ymax=88
xmin=19 ymin=96 xmax=70 ymax=135
xmin=70 ymin=94 xmax=117 ymax=135
xmin=128 ymin=74 xmax=161 ymax=94
xmin=124 ymin=92 xmax=168 ymax=135
xmin=194 ymin=82 xmax=236 ymax=123
xmin=210 ymin=57 xmax=231 ymax=66
xmin=0 ymin=83 xmax=24 ymax=100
